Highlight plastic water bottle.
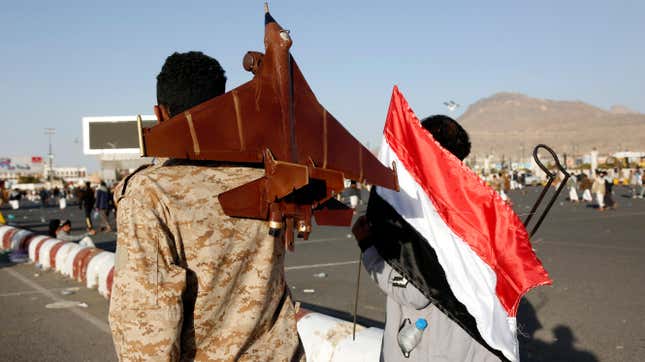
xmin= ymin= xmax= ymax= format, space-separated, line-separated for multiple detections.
xmin=397 ymin=318 xmax=427 ymax=358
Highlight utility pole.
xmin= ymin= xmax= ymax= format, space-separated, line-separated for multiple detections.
xmin=44 ymin=128 xmax=56 ymax=182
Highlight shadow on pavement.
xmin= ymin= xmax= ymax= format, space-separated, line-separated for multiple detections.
xmin=95 ymin=240 xmax=117 ymax=253
xmin=6 ymin=222 xmax=49 ymax=229
xmin=518 ymin=299 xmax=598 ymax=362
xmin=0 ymin=251 xmax=24 ymax=270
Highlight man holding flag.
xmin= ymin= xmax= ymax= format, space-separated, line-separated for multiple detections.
xmin=353 ymin=87 xmax=551 ymax=361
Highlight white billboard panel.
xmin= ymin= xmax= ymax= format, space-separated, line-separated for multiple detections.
xmin=82 ymin=115 xmax=157 ymax=155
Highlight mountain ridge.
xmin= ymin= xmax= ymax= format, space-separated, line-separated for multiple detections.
xmin=457 ymin=92 xmax=645 ymax=159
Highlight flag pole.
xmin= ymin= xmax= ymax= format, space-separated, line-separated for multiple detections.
xmin=352 ymin=251 xmax=362 ymax=340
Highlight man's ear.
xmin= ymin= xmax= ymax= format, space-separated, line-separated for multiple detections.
xmin=153 ymin=104 xmax=171 ymax=124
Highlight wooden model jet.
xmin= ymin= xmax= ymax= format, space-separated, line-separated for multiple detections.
xmin=137 ymin=5 xmax=399 ymax=249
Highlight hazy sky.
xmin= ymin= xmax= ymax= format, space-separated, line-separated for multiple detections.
xmin=1 ymin=1 xmax=643 ymax=171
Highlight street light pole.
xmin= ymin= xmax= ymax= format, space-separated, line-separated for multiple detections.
xmin=44 ymin=128 xmax=56 ymax=182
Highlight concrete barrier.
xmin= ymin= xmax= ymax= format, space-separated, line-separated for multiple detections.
xmin=10 ymin=229 xmax=34 ymax=252
xmin=86 ymin=252 xmax=114 ymax=289
xmin=1 ymin=226 xmax=116 ymax=302
xmin=62 ymin=244 xmax=86 ymax=278
xmin=1 ymin=227 xmax=18 ymax=250
xmin=39 ymin=239 xmax=63 ymax=270
xmin=20 ymin=234 xmax=39 ymax=253
xmin=72 ymin=248 xmax=94 ymax=282
xmin=0 ymin=225 xmax=15 ymax=245
xmin=49 ymin=241 xmax=70 ymax=270
xmin=101 ymin=267 xmax=114 ymax=299
xmin=28 ymin=235 xmax=49 ymax=261
xmin=296 ymin=310 xmax=382 ymax=362
xmin=33 ymin=237 xmax=51 ymax=264
xmin=54 ymin=242 xmax=77 ymax=274
xmin=73 ymin=248 xmax=102 ymax=283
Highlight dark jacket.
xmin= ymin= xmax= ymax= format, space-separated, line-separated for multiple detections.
xmin=80 ymin=188 xmax=95 ymax=210
xmin=95 ymin=185 xmax=111 ymax=210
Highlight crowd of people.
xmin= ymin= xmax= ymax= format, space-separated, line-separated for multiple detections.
xmin=566 ymin=168 xmax=644 ymax=211
xmin=1 ymin=179 xmax=117 ymax=247
xmin=479 ymin=166 xmax=644 ymax=212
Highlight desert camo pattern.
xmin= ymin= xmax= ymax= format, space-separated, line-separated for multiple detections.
xmin=109 ymin=160 xmax=304 ymax=362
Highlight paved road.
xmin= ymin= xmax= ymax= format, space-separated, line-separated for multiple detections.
xmin=1 ymin=186 xmax=644 ymax=361
xmin=0 ymin=260 xmax=116 ymax=361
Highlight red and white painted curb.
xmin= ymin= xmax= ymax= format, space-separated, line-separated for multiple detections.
xmin=0 ymin=225 xmax=114 ymax=299
xmin=1 ymin=224 xmax=383 ymax=361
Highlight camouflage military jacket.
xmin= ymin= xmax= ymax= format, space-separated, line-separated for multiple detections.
xmin=109 ymin=161 xmax=304 ymax=361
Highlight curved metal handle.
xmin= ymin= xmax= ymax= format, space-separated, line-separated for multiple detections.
xmin=532 ymin=144 xmax=568 ymax=179
xmin=523 ymin=144 xmax=571 ymax=237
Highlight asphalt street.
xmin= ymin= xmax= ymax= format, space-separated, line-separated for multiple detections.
xmin=1 ymin=186 xmax=644 ymax=361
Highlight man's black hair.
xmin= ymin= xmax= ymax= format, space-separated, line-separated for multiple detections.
xmin=48 ymin=219 xmax=61 ymax=238
xmin=420 ymin=115 xmax=471 ymax=160
xmin=157 ymin=51 xmax=227 ymax=117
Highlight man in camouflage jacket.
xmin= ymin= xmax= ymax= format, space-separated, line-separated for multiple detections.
xmin=108 ymin=51 xmax=304 ymax=361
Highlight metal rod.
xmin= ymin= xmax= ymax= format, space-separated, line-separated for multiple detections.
xmin=523 ymin=178 xmax=554 ymax=227
xmin=352 ymin=251 xmax=363 ymax=341
xmin=530 ymin=174 xmax=570 ymax=237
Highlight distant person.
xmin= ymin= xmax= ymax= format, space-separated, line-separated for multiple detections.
xmin=48 ymin=219 xmax=61 ymax=238
xmin=602 ymin=171 xmax=616 ymax=210
xmin=631 ymin=168 xmax=644 ymax=199
xmin=95 ymin=181 xmax=113 ymax=232
xmin=511 ymin=170 xmax=521 ymax=190
xmin=56 ymin=219 xmax=96 ymax=247
xmin=52 ymin=186 xmax=60 ymax=202
xmin=0 ymin=183 xmax=7 ymax=207
xmin=567 ymin=174 xmax=579 ymax=203
xmin=79 ymin=182 xmax=96 ymax=231
xmin=493 ymin=173 xmax=509 ymax=202
xmin=518 ymin=172 xmax=524 ymax=189
xmin=9 ymin=189 xmax=21 ymax=210
xmin=346 ymin=180 xmax=362 ymax=210
xmin=591 ymin=171 xmax=605 ymax=211
xmin=107 ymin=184 xmax=116 ymax=221
xmin=39 ymin=188 xmax=49 ymax=208
xmin=613 ymin=167 xmax=620 ymax=185
xmin=580 ymin=174 xmax=593 ymax=202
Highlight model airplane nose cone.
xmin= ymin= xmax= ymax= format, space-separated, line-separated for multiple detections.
xmin=265 ymin=2 xmax=276 ymax=25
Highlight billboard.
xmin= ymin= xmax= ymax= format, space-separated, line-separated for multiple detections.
xmin=0 ymin=156 xmax=45 ymax=175
xmin=82 ymin=115 xmax=157 ymax=155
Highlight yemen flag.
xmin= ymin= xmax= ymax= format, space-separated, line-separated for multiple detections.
xmin=366 ymin=86 xmax=551 ymax=361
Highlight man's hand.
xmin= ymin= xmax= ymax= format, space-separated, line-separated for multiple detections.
xmin=352 ymin=215 xmax=374 ymax=252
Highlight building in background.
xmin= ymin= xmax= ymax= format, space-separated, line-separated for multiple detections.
xmin=82 ymin=115 xmax=155 ymax=183
xmin=44 ymin=166 xmax=87 ymax=184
